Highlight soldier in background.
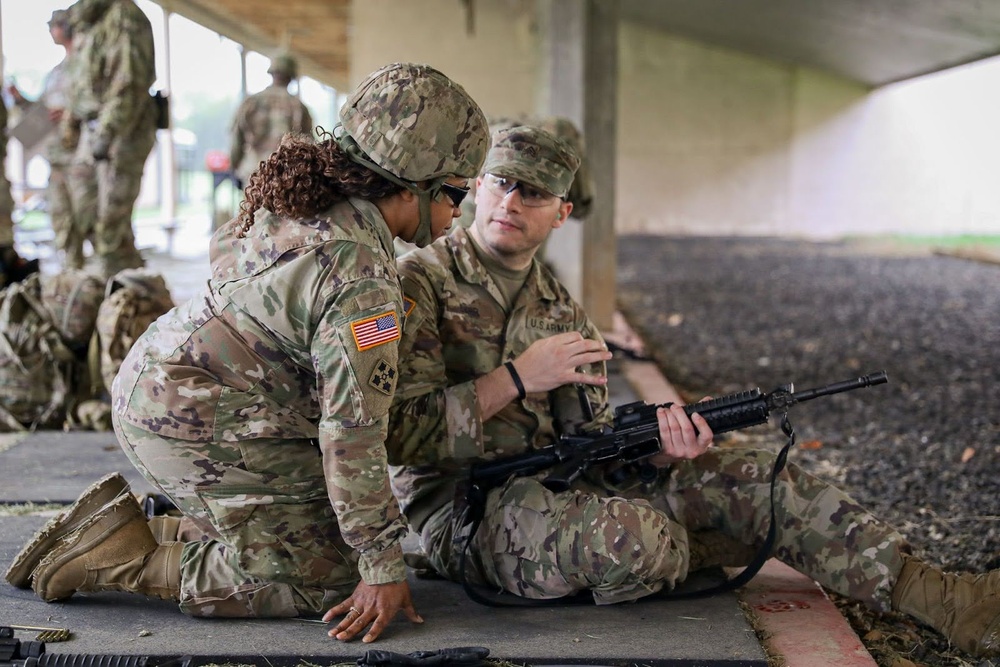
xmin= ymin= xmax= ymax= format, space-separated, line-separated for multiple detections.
xmin=0 ymin=101 xmax=40 ymax=288
xmin=64 ymin=0 xmax=157 ymax=279
xmin=7 ymin=10 xmax=85 ymax=269
xmin=229 ymin=53 xmax=314 ymax=189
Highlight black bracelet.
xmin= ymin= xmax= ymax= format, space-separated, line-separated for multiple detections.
xmin=504 ymin=361 xmax=527 ymax=400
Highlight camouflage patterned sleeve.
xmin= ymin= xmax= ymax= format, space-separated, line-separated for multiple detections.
xmin=95 ymin=9 xmax=155 ymax=146
xmin=0 ymin=101 xmax=12 ymax=246
xmin=313 ymin=279 xmax=409 ymax=585
xmin=229 ymin=99 xmax=249 ymax=173
xmin=385 ymin=263 xmax=484 ymax=468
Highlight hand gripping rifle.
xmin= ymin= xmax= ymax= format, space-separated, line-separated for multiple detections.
xmin=459 ymin=371 xmax=889 ymax=606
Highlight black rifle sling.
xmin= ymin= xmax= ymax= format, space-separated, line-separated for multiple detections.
xmin=457 ymin=412 xmax=797 ymax=607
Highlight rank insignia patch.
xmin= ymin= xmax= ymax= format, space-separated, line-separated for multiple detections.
xmin=351 ymin=311 xmax=401 ymax=351
xmin=369 ymin=359 xmax=397 ymax=395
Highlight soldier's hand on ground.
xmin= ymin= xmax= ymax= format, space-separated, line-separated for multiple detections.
xmin=648 ymin=401 xmax=714 ymax=467
xmin=323 ymin=579 xmax=423 ymax=643
xmin=513 ymin=331 xmax=612 ymax=393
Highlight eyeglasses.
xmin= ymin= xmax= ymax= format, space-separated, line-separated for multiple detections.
xmin=481 ymin=174 xmax=560 ymax=207
xmin=434 ymin=182 xmax=470 ymax=208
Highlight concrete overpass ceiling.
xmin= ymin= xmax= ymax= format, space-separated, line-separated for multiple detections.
xmin=151 ymin=0 xmax=1000 ymax=90
xmin=150 ymin=0 xmax=350 ymax=90
xmin=619 ymin=0 xmax=1000 ymax=87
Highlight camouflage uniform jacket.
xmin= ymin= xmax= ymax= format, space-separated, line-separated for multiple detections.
xmin=0 ymin=101 xmax=13 ymax=246
xmin=113 ymin=198 xmax=409 ymax=584
xmin=70 ymin=0 xmax=155 ymax=148
xmin=0 ymin=101 xmax=7 ymax=165
xmin=230 ymin=85 xmax=314 ymax=184
xmin=41 ymin=58 xmax=73 ymax=166
xmin=387 ymin=226 xmax=612 ymax=530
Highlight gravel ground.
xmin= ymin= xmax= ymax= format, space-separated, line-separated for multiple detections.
xmin=616 ymin=235 xmax=1000 ymax=667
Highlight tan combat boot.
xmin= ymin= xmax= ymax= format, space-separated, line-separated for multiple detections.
xmin=5 ymin=472 xmax=129 ymax=588
xmin=687 ymin=530 xmax=758 ymax=572
xmin=147 ymin=516 xmax=183 ymax=543
xmin=891 ymin=554 xmax=1000 ymax=657
xmin=32 ymin=494 xmax=183 ymax=602
xmin=148 ymin=514 xmax=213 ymax=543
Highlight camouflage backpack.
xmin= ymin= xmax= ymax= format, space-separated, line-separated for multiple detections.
xmin=0 ymin=270 xmax=105 ymax=431
xmin=92 ymin=269 xmax=175 ymax=395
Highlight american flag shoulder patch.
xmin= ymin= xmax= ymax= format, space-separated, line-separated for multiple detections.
xmin=403 ymin=297 xmax=416 ymax=318
xmin=350 ymin=311 xmax=401 ymax=351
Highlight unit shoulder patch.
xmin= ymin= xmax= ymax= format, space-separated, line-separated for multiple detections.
xmin=368 ymin=358 xmax=398 ymax=396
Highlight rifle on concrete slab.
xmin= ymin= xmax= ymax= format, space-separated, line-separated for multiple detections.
xmin=0 ymin=627 xmax=191 ymax=667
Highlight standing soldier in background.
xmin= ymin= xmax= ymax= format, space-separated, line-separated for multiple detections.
xmin=7 ymin=10 xmax=84 ymax=269
xmin=229 ymin=53 xmax=314 ymax=190
xmin=64 ymin=0 xmax=157 ymax=279
xmin=0 ymin=100 xmax=40 ymax=288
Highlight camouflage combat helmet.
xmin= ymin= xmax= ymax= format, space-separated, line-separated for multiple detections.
xmin=48 ymin=9 xmax=70 ymax=28
xmin=268 ymin=53 xmax=298 ymax=80
xmin=336 ymin=62 xmax=489 ymax=247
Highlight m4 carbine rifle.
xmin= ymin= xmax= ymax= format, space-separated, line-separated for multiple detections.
xmin=458 ymin=371 xmax=888 ymax=606
xmin=0 ymin=627 xmax=191 ymax=667
xmin=469 ymin=370 xmax=889 ymax=499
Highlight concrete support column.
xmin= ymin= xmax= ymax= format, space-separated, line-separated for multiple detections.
xmin=543 ymin=0 xmax=619 ymax=330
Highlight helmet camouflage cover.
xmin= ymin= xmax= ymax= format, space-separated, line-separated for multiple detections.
xmin=48 ymin=9 xmax=70 ymax=27
xmin=339 ymin=62 xmax=489 ymax=183
xmin=268 ymin=53 xmax=298 ymax=79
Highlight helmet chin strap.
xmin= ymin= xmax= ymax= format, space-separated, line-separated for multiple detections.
xmin=410 ymin=192 xmax=435 ymax=248
xmin=333 ymin=125 xmax=443 ymax=248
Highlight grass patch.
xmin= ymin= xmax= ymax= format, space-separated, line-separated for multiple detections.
xmin=846 ymin=234 xmax=1000 ymax=250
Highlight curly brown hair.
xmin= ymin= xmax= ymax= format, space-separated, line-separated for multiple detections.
xmin=236 ymin=129 xmax=403 ymax=235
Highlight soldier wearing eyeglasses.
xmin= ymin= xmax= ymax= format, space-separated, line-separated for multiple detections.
xmin=384 ymin=125 xmax=1000 ymax=659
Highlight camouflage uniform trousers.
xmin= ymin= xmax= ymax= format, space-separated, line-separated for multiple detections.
xmin=47 ymin=163 xmax=86 ymax=269
xmin=70 ymin=123 xmax=155 ymax=278
xmin=113 ymin=418 xmax=361 ymax=618
xmin=423 ymin=447 xmax=907 ymax=610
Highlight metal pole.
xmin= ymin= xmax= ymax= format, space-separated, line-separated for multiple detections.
xmin=239 ymin=45 xmax=248 ymax=100
xmin=159 ymin=3 xmax=178 ymax=254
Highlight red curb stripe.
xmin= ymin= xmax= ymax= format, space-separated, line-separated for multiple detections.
xmin=739 ymin=560 xmax=877 ymax=667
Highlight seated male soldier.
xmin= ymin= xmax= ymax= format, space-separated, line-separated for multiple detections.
xmin=386 ymin=125 xmax=1000 ymax=659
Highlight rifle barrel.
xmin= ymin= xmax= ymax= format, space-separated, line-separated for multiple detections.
xmin=790 ymin=371 xmax=888 ymax=404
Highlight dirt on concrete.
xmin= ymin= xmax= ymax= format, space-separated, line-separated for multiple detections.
xmin=617 ymin=235 xmax=1000 ymax=667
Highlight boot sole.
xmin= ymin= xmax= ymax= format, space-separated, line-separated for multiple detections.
xmin=4 ymin=472 xmax=129 ymax=588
